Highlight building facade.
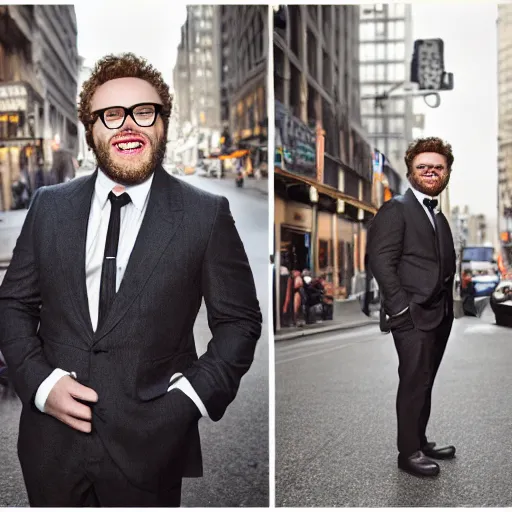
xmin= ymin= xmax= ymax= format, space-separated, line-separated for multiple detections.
xmin=498 ymin=3 xmax=512 ymax=269
xmin=173 ymin=5 xmax=222 ymax=169
xmin=0 ymin=5 xmax=79 ymax=210
xmin=358 ymin=3 xmax=414 ymax=180
xmin=273 ymin=5 xmax=377 ymax=330
xmin=220 ymin=5 xmax=267 ymax=172
xmin=452 ymin=205 xmax=489 ymax=250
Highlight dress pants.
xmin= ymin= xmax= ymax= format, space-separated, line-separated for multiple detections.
xmin=390 ymin=310 xmax=453 ymax=457
xmin=22 ymin=429 xmax=183 ymax=507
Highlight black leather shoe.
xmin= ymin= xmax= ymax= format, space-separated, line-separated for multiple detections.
xmin=422 ymin=442 xmax=456 ymax=460
xmin=398 ymin=450 xmax=440 ymax=477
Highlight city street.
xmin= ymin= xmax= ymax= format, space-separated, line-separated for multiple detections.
xmin=0 ymin=173 xmax=269 ymax=507
xmin=276 ymin=306 xmax=512 ymax=507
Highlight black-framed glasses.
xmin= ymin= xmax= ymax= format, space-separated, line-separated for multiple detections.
xmin=415 ymin=164 xmax=447 ymax=173
xmin=92 ymin=102 xmax=163 ymax=129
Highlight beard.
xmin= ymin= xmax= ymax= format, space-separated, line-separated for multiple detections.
xmin=93 ymin=131 xmax=166 ymax=186
xmin=408 ymin=170 xmax=450 ymax=197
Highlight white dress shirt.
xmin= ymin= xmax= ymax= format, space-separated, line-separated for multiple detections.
xmin=34 ymin=169 xmax=208 ymax=418
xmin=390 ymin=186 xmax=439 ymax=318
xmin=410 ymin=186 xmax=439 ymax=229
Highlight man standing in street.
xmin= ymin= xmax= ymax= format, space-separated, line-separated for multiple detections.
xmin=0 ymin=53 xmax=262 ymax=506
xmin=367 ymin=137 xmax=456 ymax=478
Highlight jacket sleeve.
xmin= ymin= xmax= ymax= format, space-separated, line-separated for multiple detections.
xmin=0 ymin=188 xmax=55 ymax=406
xmin=367 ymin=199 xmax=409 ymax=316
xmin=182 ymin=196 xmax=262 ymax=421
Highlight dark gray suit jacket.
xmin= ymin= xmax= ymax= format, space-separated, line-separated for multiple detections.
xmin=367 ymin=188 xmax=456 ymax=331
xmin=0 ymin=166 xmax=262 ymax=492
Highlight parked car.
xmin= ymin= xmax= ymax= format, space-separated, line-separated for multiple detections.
xmin=490 ymin=280 xmax=512 ymax=327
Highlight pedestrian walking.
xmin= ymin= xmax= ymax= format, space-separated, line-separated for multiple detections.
xmin=367 ymin=137 xmax=457 ymax=478
xmin=0 ymin=53 xmax=262 ymax=507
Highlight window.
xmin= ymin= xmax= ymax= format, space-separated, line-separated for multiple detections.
xmin=388 ymin=3 xmax=405 ymax=18
xmin=361 ymin=84 xmax=378 ymax=96
xmin=376 ymin=64 xmax=386 ymax=81
xmin=388 ymin=21 xmax=405 ymax=40
xmin=390 ymin=98 xmax=405 ymax=114
xmin=387 ymin=42 xmax=405 ymax=60
xmin=360 ymin=43 xmax=375 ymax=60
xmin=388 ymin=63 xmax=405 ymax=82
xmin=366 ymin=117 xmax=383 ymax=134
xmin=359 ymin=22 xmax=375 ymax=41
xmin=376 ymin=43 xmax=385 ymax=60
xmin=360 ymin=64 xmax=375 ymax=81
xmin=376 ymin=22 xmax=385 ymax=39
xmin=388 ymin=117 xmax=404 ymax=134
xmin=387 ymin=138 xmax=402 ymax=161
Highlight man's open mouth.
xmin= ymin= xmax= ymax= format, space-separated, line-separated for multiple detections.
xmin=111 ymin=136 xmax=147 ymax=155
xmin=422 ymin=172 xmax=439 ymax=181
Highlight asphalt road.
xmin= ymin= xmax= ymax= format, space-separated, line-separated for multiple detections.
xmin=0 ymin=174 xmax=269 ymax=507
xmin=276 ymin=306 xmax=512 ymax=507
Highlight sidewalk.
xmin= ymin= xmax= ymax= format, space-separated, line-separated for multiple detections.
xmin=275 ymin=298 xmax=379 ymax=341
xmin=275 ymin=316 xmax=378 ymax=341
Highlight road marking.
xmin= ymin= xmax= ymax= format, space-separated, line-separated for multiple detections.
xmin=276 ymin=326 xmax=380 ymax=355
xmin=276 ymin=339 xmax=382 ymax=365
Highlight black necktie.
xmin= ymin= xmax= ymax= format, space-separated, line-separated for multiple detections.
xmin=98 ymin=191 xmax=131 ymax=327
xmin=423 ymin=198 xmax=439 ymax=231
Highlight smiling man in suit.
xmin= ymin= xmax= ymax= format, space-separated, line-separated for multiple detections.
xmin=0 ymin=53 xmax=262 ymax=506
xmin=367 ymin=137 xmax=456 ymax=478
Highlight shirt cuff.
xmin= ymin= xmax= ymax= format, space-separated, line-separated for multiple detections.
xmin=34 ymin=368 xmax=72 ymax=412
xmin=392 ymin=306 xmax=409 ymax=318
xmin=168 ymin=373 xmax=209 ymax=418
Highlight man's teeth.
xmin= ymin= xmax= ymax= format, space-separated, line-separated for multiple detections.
xmin=116 ymin=141 xmax=142 ymax=150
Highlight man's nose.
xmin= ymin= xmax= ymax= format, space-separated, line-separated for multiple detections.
xmin=120 ymin=113 xmax=138 ymax=130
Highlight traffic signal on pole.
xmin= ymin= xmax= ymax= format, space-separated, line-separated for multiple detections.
xmin=410 ymin=38 xmax=454 ymax=91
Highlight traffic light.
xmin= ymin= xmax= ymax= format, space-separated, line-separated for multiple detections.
xmin=410 ymin=38 xmax=454 ymax=91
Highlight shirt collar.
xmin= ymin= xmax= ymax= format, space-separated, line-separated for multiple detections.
xmin=95 ymin=168 xmax=154 ymax=212
xmin=410 ymin=186 xmax=439 ymax=209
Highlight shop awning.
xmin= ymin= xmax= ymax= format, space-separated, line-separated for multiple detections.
xmin=208 ymin=149 xmax=250 ymax=160
xmin=275 ymin=166 xmax=378 ymax=214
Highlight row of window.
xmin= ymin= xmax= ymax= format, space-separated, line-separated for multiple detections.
xmin=360 ymin=3 xmax=407 ymax=20
xmin=362 ymin=116 xmax=405 ymax=134
xmin=360 ymin=42 xmax=406 ymax=61
xmin=361 ymin=97 xmax=407 ymax=115
xmin=360 ymin=63 xmax=406 ymax=82
xmin=359 ymin=20 xmax=406 ymax=42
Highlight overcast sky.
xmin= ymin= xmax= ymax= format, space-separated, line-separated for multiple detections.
xmin=75 ymin=0 xmax=188 ymax=86
xmin=412 ymin=3 xmax=499 ymax=221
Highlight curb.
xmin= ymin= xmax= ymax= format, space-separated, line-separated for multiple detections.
xmin=274 ymin=318 xmax=379 ymax=341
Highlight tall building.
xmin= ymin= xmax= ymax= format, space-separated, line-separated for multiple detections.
xmin=498 ymin=4 xmax=512 ymax=268
xmin=273 ymin=5 xmax=377 ymax=330
xmin=452 ymin=205 xmax=490 ymax=249
xmin=0 ymin=5 xmax=79 ymax=210
xmin=173 ymin=5 xmax=222 ymax=168
xmin=220 ymin=5 xmax=267 ymax=167
xmin=358 ymin=3 xmax=414 ymax=180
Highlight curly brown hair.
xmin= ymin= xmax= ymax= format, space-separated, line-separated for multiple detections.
xmin=404 ymin=137 xmax=454 ymax=176
xmin=78 ymin=53 xmax=173 ymax=150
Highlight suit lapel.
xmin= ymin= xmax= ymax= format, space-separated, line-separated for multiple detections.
xmin=56 ymin=171 xmax=97 ymax=336
xmin=93 ymin=166 xmax=184 ymax=344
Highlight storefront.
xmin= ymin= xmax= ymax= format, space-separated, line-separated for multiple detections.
xmin=0 ymin=82 xmax=45 ymax=210
xmin=230 ymin=83 xmax=267 ymax=176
